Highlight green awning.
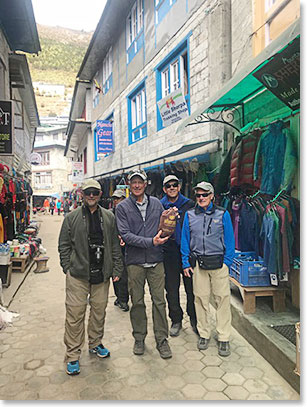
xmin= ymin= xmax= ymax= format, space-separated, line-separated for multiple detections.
xmin=177 ymin=18 xmax=300 ymax=133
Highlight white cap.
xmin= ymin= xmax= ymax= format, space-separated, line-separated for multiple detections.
xmin=193 ymin=181 xmax=214 ymax=194
xmin=128 ymin=169 xmax=147 ymax=181
xmin=163 ymin=175 xmax=179 ymax=185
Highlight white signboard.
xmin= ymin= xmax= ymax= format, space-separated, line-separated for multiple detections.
xmin=30 ymin=152 xmax=42 ymax=165
xmin=71 ymin=162 xmax=84 ymax=183
xmin=157 ymin=89 xmax=189 ymax=128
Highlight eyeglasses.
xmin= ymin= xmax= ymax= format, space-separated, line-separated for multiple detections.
xmin=84 ymin=188 xmax=100 ymax=196
xmin=195 ymin=192 xmax=212 ymax=198
xmin=165 ymin=182 xmax=179 ymax=189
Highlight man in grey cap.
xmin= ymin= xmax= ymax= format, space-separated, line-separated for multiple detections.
xmin=110 ymin=188 xmax=129 ymax=312
xmin=181 ymin=181 xmax=235 ymax=356
xmin=115 ymin=169 xmax=172 ymax=359
xmin=160 ymin=174 xmax=197 ymax=337
xmin=58 ymin=178 xmax=124 ymax=375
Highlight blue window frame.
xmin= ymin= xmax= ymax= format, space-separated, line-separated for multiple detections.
xmin=126 ymin=0 xmax=144 ymax=64
xmin=155 ymin=0 xmax=177 ymax=26
xmin=102 ymin=48 xmax=113 ymax=95
xmin=127 ymin=80 xmax=147 ymax=145
xmin=155 ymin=35 xmax=191 ymax=131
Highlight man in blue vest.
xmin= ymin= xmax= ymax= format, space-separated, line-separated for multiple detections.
xmin=181 ymin=181 xmax=235 ymax=356
xmin=160 ymin=174 xmax=197 ymax=337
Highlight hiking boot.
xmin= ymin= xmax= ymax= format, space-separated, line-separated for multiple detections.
xmin=190 ymin=319 xmax=199 ymax=336
xmin=66 ymin=360 xmax=80 ymax=375
xmin=89 ymin=344 xmax=110 ymax=358
xmin=114 ymin=298 xmax=120 ymax=307
xmin=118 ymin=301 xmax=129 ymax=312
xmin=198 ymin=337 xmax=210 ymax=351
xmin=170 ymin=322 xmax=182 ymax=337
xmin=218 ymin=341 xmax=231 ymax=357
xmin=156 ymin=339 xmax=172 ymax=359
xmin=133 ymin=340 xmax=145 ymax=355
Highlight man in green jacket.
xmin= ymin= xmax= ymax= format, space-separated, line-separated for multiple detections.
xmin=58 ymin=179 xmax=124 ymax=376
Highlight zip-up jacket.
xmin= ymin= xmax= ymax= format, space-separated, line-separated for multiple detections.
xmin=58 ymin=204 xmax=123 ymax=281
xmin=181 ymin=202 xmax=235 ymax=269
xmin=115 ymin=194 xmax=164 ymax=266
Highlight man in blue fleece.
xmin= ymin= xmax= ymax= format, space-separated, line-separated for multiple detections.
xmin=160 ymin=175 xmax=197 ymax=337
xmin=181 ymin=181 xmax=235 ymax=356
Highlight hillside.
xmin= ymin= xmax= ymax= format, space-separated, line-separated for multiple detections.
xmin=28 ymin=25 xmax=93 ymax=117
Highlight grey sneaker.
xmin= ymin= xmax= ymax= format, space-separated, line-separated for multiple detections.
xmin=170 ymin=322 xmax=182 ymax=337
xmin=133 ymin=340 xmax=145 ymax=355
xmin=218 ymin=341 xmax=231 ymax=357
xmin=156 ymin=339 xmax=172 ymax=359
xmin=198 ymin=337 xmax=210 ymax=350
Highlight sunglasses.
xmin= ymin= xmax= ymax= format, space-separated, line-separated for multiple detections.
xmin=165 ymin=182 xmax=179 ymax=189
xmin=195 ymin=192 xmax=212 ymax=198
xmin=84 ymin=188 xmax=100 ymax=196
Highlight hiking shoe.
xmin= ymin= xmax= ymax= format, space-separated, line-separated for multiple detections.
xmin=198 ymin=337 xmax=210 ymax=350
xmin=89 ymin=344 xmax=110 ymax=358
xmin=156 ymin=339 xmax=172 ymax=359
xmin=190 ymin=319 xmax=199 ymax=336
xmin=170 ymin=322 xmax=182 ymax=337
xmin=133 ymin=340 xmax=145 ymax=355
xmin=218 ymin=341 xmax=231 ymax=357
xmin=118 ymin=301 xmax=129 ymax=312
xmin=114 ymin=299 xmax=120 ymax=307
xmin=66 ymin=360 xmax=80 ymax=375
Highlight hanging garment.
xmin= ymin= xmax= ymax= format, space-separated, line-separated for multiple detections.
xmin=254 ymin=121 xmax=297 ymax=195
xmin=238 ymin=200 xmax=260 ymax=257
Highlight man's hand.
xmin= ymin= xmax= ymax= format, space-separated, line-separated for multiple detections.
xmin=118 ymin=235 xmax=125 ymax=246
xmin=112 ymin=276 xmax=120 ymax=282
xmin=183 ymin=267 xmax=194 ymax=278
xmin=153 ymin=230 xmax=170 ymax=246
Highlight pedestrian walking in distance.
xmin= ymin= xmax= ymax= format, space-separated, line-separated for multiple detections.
xmin=58 ymin=178 xmax=124 ymax=375
xmin=181 ymin=182 xmax=235 ymax=356
xmin=115 ymin=169 xmax=172 ymax=359
xmin=160 ymin=174 xmax=197 ymax=337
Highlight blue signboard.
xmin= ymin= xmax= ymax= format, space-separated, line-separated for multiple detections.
xmin=96 ymin=120 xmax=114 ymax=154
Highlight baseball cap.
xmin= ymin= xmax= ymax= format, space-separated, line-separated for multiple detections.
xmin=112 ymin=189 xmax=126 ymax=199
xmin=193 ymin=181 xmax=214 ymax=194
xmin=81 ymin=179 xmax=101 ymax=191
xmin=128 ymin=169 xmax=147 ymax=181
xmin=163 ymin=174 xmax=179 ymax=185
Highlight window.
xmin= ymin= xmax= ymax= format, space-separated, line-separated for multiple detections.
xmin=53 ymin=134 xmax=58 ymax=141
xmin=156 ymin=37 xmax=190 ymax=130
xmin=38 ymin=151 xmax=50 ymax=165
xmin=128 ymin=81 xmax=147 ymax=145
xmin=126 ymin=0 xmax=144 ymax=64
xmin=34 ymin=171 xmax=52 ymax=188
xmin=155 ymin=0 xmax=177 ymax=26
xmin=102 ymin=48 xmax=113 ymax=95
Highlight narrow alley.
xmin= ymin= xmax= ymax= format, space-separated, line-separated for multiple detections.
xmin=0 ymin=214 xmax=299 ymax=401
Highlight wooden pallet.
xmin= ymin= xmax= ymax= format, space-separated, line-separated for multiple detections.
xmin=11 ymin=255 xmax=30 ymax=273
xmin=230 ymin=276 xmax=286 ymax=314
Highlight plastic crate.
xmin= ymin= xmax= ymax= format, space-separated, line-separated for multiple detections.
xmin=230 ymin=251 xmax=271 ymax=287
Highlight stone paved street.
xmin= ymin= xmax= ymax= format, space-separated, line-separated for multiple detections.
xmin=0 ymin=214 xmax=300 ymax=400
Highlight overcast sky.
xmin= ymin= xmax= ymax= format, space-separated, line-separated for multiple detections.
xmin=31 ymin=0 xmax=107 ymax=32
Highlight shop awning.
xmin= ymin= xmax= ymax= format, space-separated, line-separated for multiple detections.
xmin=176 ymin=18 xmax=300 ymax=133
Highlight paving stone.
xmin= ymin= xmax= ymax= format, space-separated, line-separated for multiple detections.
xmin=0 ymin=381 xmax=25 ymax=397
xmin=26 ymin=376 xmax=50 ymax=391
xmin=163 ymin=375 xmax=186 ymax=390
xmin=182 ymin=371 xmax=206 ymax=384
xmin=163 ymin=364 xmax=186 ymax=376
xmin=13 ymin=369 xmax=34 ymax=382
xmin=223 ymin=385 xmax=249 ymax=400
xmin=243 ymin=379 xmax=269 ymax=393
xmin=79 ymin=387 xmax=102 ymax=400
xmin=222 ymin=372 xmax=245 ymax=386
xmin=183 ymin=359 xmax=204 ymax=371
xmin=1 ymin=362 xmax=23 ymax=374
xmin=12 ymin=390 xmax=38 ymax=400
xmin=219 ymin=360 xmax=242 ymax=373
xmin=38 ymin=384 xmax=61 ymax=399
xmin=203 ymin=391 xmax=230 ymax=400
xmin=202 ymin=366 xmax=224 ymax=378
xmin=240 ymin=366 xmax=264 ymax=379
xmin=0 ymin=344 xmax=10 ymax=353
xmin=0 ymin=374 xmax=11 ymax=387
xmin=266 ymin=385 xmax=299 ymax=400
xmin=237 ymin=356 xmax=256 ymax=367
xmin=247 ymin=393 xmax=272 ymax=400
xmin=202 ymin=355 xmax=222 ymax=366
xmin=234 ymin=346 xmax=251 ymax=357
xmin=170 ymin=352 xmax=188 ymax=364
xmin=181 ymin=383 xmax=206 ymax=399
xmin=203 ymin=377 xmax=227 ymax=392
xmin=185 ymin=350 xmax=204 ymax=360
xmin=24 ymin=359 xmax=44 ymax=370
xmin=36 ymin=365 xmax=56 ymax=377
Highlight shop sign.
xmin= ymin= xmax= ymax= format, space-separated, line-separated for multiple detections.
xmin=157 ymin=88 xmax=189 ymax=128
xmin=0 ymin=100 xmax=13 ymax=155
xmin=30 ymin=152 xmax=42 ymax=165
xmin=252 ymin=37 xmax=300 ymax=110
xmin=96 ymin=120 xmax=114 ymax=155
xmin=71 ymin=162 xmax=84 ymax=183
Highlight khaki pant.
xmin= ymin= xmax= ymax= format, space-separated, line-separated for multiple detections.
xmin=192 ymin=263 xmax=231 ymax=341
xmin=127 ymin=263 xmax=168 ymax=344
xmin=64 ymin=271 xmax=110 ymax=362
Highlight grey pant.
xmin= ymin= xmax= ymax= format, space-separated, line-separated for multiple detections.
xmin=127 ymin=262 xmax=168 ymax=344
xmin=64 ymin=271 xmax=110 ymax=362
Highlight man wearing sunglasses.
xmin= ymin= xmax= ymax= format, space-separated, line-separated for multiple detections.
xmin=160 ymin=174 xmax=197 ymax=337
xmin=181 ymin=181 xmax=235 ymax=357
xmin=115 ymin=170 xmax=172 ymax=359
xmin=58 ymin=178 xmax=124 ymax=375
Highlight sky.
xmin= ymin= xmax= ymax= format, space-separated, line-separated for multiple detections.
xmin=31 ymin=0 xmax=107 ymax=32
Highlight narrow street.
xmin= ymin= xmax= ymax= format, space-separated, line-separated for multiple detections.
xmin=0 ymin=214 xmax=299 ymax=401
